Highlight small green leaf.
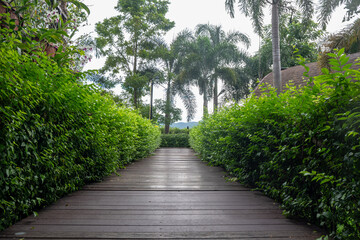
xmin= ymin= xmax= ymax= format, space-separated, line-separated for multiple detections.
xmin=321 ymin=68 xmax=329 ymax=74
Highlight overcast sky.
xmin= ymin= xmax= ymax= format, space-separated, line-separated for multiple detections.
xmin=81 ymin=0 xmax=352 ymax=122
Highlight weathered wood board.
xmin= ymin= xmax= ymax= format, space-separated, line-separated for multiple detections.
xmin=0 ymin=148 xmax=323 ymax=239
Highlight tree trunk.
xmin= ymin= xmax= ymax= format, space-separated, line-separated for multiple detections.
xmin=164 ymin=78 xmax=171 ymax=134
xmin=203 ymin=82 xmax=208 ymax=117
xmin=134 ymin=89 xmax=138 ymax=109
xmin=149 ymin=79 xmax=154 ymax=120
xmin=133 ymin=41 xmax=138 ymax=108
xmin=213 ymin=77 xmax=218 ymax=112
xmin=258 ymin=35 xmax=262 ymax=80
xmin=59 ymin=0 xmax=68 ymax=22
xmin=272 ymin=1 xmax=282 ymax=95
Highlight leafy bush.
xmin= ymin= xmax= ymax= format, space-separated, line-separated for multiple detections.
xmin=0 ymin=35 xmax=160 ymax=231
xmin=160 ymin=127 xmax=190 ymax=134
xmin=190 ymin=50 xmax=360 ymax=239
xmin=161 ymin=134 xmax=190 ymax=147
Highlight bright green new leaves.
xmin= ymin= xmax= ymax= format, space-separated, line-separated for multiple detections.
xmin=95 ymin=0 xmax=174 ymax=108
xmin=190 ymin=50 xmax=360 ymax=239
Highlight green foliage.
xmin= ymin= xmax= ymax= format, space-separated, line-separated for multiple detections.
xmin=195 ymin=24 xmax=251 ymax=108
xmin=160 ymin=127 xmax=190 ymax=147
xmin=95 ymin=0 xmax=174 ymax=108
xmin=160 ymin=127 xmax=190 ymax=134
xmin=155 ymin=37 xmax=196 ymax=127
xmin=161 ymin=134 xmax=190 ymax=148
xmin=154 ymin=99 xmax=182 ymax=125
xmin=190 ymin=49 xmax=360 ymax=239
xmin=86 ymin=73 xmax=120 ymax=89
xmin=177 ymin=25 xmax=250 ymax=115
xmin=246 ymin=13 xmax=323 ymax=83
xmin=0 ymin=35 xmax=160 ymax=231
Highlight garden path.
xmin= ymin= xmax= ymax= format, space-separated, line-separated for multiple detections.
xmin=1 ymin=148 xmax=323 ymax=239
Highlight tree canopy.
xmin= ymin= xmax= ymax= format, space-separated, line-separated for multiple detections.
xmin=95 ymin=0 xmax=174 ymax=108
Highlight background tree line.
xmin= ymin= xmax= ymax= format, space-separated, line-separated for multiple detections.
xmin=90 ymin=0 xmax=360 ymax=134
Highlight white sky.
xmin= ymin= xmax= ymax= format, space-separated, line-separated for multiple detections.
xmin=80 ymin=0 xmax=353 ymax=122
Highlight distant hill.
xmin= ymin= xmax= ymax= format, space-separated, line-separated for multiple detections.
xmin=170 ymin=122 xmax=198 ymax=129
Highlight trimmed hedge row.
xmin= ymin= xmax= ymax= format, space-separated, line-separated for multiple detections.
xmin=0 ymin=37 xmax=161 ymax=230
xmin=190 ymin=51 xmax=360 ymax=239
xmin=160 ymin=133 xmax=190 ymax=147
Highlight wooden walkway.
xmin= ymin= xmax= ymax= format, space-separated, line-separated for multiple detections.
xmin=1 ymin=148 xmax=323 ymax=239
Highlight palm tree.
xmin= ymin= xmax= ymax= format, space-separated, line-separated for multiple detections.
xmin=318 ymin=18 xmax=360 ymax=68
xmin=177 ymin=34 xmax=215 ymax=116
xmin=318 ymin=0 xmax=360 ymax=29
xmin=225 ymin=0 xmax=314 ymax=94
xmin=195 ymin=24 xmax=250 ymax=111
xmin=323 ymin=18 xmax=360 ymax=53
xmin=216 ymin=67 xmax=252 ymax=103
xmin=157 ymin=35 xmax=196 ymax=134
xmin=137 ymin=65 xmax=164 ymax=120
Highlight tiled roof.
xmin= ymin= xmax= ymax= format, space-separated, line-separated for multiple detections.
xmin=253 ymin=52 xmax=360 ymax=96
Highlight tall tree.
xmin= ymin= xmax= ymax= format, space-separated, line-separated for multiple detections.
xmin=154 ymin=99 xmax=182 ymax=126
xmin=177 ymin=34 xmax=215 ymax=116
xmin=196 ymin=24 xmax=250 ymax=111
xmin=225 ymin=0 xmax=314 ymax=94
xmin=137 ymin=65 xmax=164 ymax=119
xmin=246 ymin=12 xmax=323 ymax=84
xmin=95 ymin=0 xmax=174 ymax=108
xmin=217 ymin=67 xmax=253 ymax=103
xmin=156 ymin=35 xmax=196 ymax=133
xmin=177 ymin=27 xmax=249 ymax=116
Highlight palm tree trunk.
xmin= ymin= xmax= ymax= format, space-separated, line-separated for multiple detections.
xmin=134 ymin=89 xmax=138 ymax=109
xmin=272 ymin=0 xmax=282 ymax=95
xmin=213 ymin=77 xmax=218 ymax=112
xmin=258 ymin=35 xmax=262 ymax=80
xmin=164 ymin=78 xmax=171 ymax=134
xmin=133 ymin=41 xmax=138 ymax=108
xmin=149 ymin=79 xmax=154 ymax=120
xmin=59 ymin=0 xmax=68 ymax=22
xmin=203 ymin=82 xmax=208 ymax=117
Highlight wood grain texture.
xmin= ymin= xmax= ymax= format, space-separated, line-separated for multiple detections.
xmin=0 ymin=148 xmax=324 ymax=239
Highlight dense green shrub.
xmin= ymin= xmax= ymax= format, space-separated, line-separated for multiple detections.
xmin=0 ymin=36 xmax=160 ymax=230
xmin=190 ymin=50 xmax=360 ymax=239
xmin=160 ymin=127 xmax=190 ymax=134
xmin=161 ymin=134 xmax=190 ymax=147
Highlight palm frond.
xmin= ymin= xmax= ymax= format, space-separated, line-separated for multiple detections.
xmin=323 ymin=18 xmax=360 ymax=53
xmin=296 ymin=0 xmax=314 ymax=21
xmin=225 ymin=0 xmax=236 ymax=18
xmin=226 ymin=31 xmax=251 ymax=47
xmin=171 ymin=78 xmax=196 ymax=122
xmin=317 ymin=0 xmax=341 ymax=29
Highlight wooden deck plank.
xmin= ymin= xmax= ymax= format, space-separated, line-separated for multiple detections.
xmin=2 ymin=224 xmax=321 ymax=233
xmin=0 ymin=231 xmax=320 ymax=239
xmin=0 ymin=148 xmax=324 ymax=239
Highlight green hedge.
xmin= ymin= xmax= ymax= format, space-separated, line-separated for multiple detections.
xmin=161 ymin=134 xmax=190 ymax=147
xmin=190 ymin=50 xmax=360 ymax=239
xmin=160 ymin=127 xmax=190 ymax=134
xmin=0 ymin=37 xmax=161 ymax=230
